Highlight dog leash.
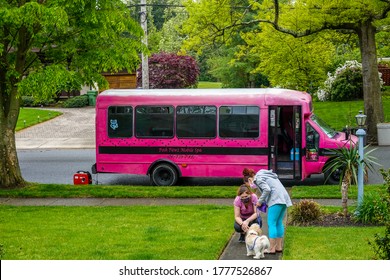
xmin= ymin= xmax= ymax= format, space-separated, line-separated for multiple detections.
xmin=248 ymin=235 xmax=260 ymax=251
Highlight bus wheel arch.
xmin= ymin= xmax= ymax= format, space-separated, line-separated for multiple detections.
xmin=149 ymin=161 xmax=180 ymax=186
xmin=323 ymin=164 xmax=342 ymax=185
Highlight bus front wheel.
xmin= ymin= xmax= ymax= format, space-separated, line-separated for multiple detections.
xmin=324 ymin=169 xmax=341 ymax=185
xmin=151 ymin=164 xmax=178 ymax=186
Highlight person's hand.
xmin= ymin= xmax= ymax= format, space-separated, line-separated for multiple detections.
xmin=241 ymin=220 xmax=249 ymax=232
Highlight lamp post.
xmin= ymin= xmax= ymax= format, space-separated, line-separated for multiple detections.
xmin=355 ymin=110 xmax=367 ymax=207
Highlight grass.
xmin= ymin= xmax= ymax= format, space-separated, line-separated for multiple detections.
xmin=290 ymin=184 xmax=386 ymax=199
xmin=197 ymin=81 xmax=222 ymax=88
xmin=313 ymin=99 xmax=390 ymax=131
xmin=283 ymin=226 xmax=384 ymax=260
xmin=1 ymin=183 xmax=386 ymax=260
xmin=0 ymin=205 xmax=232 ymax=260
xmin=0 ymin=183 xmax=238 ymax=198
xmin=1 ymin=182 xmax=386 ymax=200
xmin=16 ymin=108 xmax=61 ymax=131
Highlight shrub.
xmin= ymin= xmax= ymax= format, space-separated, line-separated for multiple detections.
xmin=289 ymin=199 xmax=323 ymax=226
xmin=354 ymin=192 xmax=388 ymax=224
xmin=137 ymin=52 xmax=200 ymax=89
xmin=21 ymin=96 xmax=36 ymax=107
xmin=316 ymin=60 xmax=384 ymax=101
xmin=62 ymin=95 xmax=89 ymax=108
xmin=368 ymin=168 xmax=390 ymax=260
xmin=21 ymin=96 xmax=55 ymax=107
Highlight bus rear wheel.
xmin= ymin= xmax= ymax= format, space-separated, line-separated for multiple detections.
xmin=151 ymin=164 xmax=178 ymax=186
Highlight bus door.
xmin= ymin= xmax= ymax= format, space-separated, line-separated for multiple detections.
xmin=268 ymin=106 xmax=302 ymax=180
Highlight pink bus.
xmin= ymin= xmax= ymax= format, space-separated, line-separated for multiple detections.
xmin=92 ymin=88 xmax=356 ymax=186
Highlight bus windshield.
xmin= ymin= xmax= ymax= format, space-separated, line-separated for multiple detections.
xmin=310 ymin=114 xmax=337 ymax=138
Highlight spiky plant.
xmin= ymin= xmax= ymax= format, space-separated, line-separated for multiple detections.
xmin=324 ymin=142 xmax=378 ymax=217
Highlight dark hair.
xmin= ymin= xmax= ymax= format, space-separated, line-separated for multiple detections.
xmin=237 ymin=184 xmax=252 ymax=196
xmin=242 ymin=168 xmax=255 ymax=177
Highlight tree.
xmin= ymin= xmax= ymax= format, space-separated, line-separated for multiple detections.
xmin=240 ymin=24 xmax=335 ymax=91
xmin=137 ymin=52 xmax=200 ymax=88
xmin=324 ymin=143 xmax=378 ymax=217
xmin=0 ymin=0 xmax=145 ymax=188
xmin=183 ymin=0 xmax=390 ymax=143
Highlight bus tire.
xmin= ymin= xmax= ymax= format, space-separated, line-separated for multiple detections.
xmin=151 ymin=164 xmax=178 ymax=186
xmin=324 ymin=169 xmax=341 ymax=185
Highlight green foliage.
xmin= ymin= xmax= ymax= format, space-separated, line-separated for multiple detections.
xmin=21 ymin=96 xmax=36 ymax=107
xmin=2 ymin=0 xmax=144 ymax=101
xmin=241 ymin=25 xmax=334 ymax=91
xmin=323 ymin=143 xmax=378 ymax=185
xmin=368 ymin=168 xmax=390 ymax=260
xmin=289 ymin=199 xmax=323 ymax=226
xmin=316 ymin=61 xmax=380 ymax=102
xmin=354 ymin=192 xmax=388 ymax=224
xmin=330 ymin=67 xmax=363 ymax=101
xmin=61 ymin=95 xmax=89 ymax=108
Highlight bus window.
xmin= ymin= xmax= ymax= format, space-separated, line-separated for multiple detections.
xmin=176 ymin=106 xmax=217 ymax=138
xmin=306 ymin=123 xmax=319 ymax=161
xmin=136 ymin=106 xmax=174 ymax=137
xmin=219 ymin=106 xmax=260 ymax=138
xmin=108 ymin=106 xmax=133 ymax=138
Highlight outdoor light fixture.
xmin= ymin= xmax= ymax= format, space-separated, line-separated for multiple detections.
xmin=355 ymin=110 xmax=367 ymax=128
xmin=355 ymin=110 xmax=367 ymax=207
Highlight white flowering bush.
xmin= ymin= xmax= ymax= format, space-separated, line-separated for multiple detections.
xmin=316 ymin=60 xmax=383 ymax=101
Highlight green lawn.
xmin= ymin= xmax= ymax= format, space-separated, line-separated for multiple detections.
xmin=0 ymin=205 xmax=232 ymax=260
xmin=290 ymin=184 xmax=386 ymax=199
xmin=283 ymin=226 xmax=384 ymax=260
xmin=16 ymin=108 xmax=61 ymax=131
xmin=197 ymin=81 xmax=222 ymax=88
xmin=1 ymin=183 xmax=387 ymax=260
xmin=0 ymin=183 xmax=238 ymax=198
xmin=312 ymin=98 xmax=390 ymax=131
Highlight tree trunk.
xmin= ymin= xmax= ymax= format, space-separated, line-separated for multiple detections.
xmin=0 ymin=86 xmax=25 ymax=189
xmin=341 ymin=171 xmax=351 ymax=217
xmin=358 ymin=21 xmax=384 ymax=144
xmin=0 ymin=123 xmax=26 ymax=189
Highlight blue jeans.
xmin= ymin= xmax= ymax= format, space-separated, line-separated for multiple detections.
xmin=234 ymin=216 xmax=262 ymax=233
xmin=267 ymin=204 xmax=287 ymax=238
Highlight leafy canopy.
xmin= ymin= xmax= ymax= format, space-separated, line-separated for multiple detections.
xmin=0 ymin=0 xmax=145 ymax=100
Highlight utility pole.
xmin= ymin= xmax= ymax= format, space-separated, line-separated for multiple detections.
xmin=140 ymin=0 xmax=149 ymax=89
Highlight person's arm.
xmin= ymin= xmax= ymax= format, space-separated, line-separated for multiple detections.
xmin=234 ymin=206 xmax=244 ymax=226
xmin=257 ymin=180 xmax=271 ymax=205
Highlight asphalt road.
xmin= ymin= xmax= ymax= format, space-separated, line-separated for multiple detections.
xmin=17 ymin=149 xmax=247 ymax=186
xmin=17 ymin=145 xmax=387 ymax=186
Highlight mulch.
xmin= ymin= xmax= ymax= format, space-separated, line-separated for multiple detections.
xmin=290 ymin=213 xmax=379 ymax=227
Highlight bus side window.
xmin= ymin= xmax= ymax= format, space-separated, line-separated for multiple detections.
xmin=108 ymin=106 xmax=133 ymax=138
xmin=306 ymin=123 xmax=319 ymax=161
xmin=176 ymin=106 xmax=217 ymax=138
xmin=219 ymin=106 xmax=259 ymax=138
xmin=135 ymin=106 xmax=174 ymax=138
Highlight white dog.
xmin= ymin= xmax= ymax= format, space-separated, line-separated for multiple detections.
xmin=245 ymin=224 xmax=270 ymax=259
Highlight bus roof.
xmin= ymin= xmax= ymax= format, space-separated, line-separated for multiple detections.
xmin=97 ymin=88 xmax=312 ymax=107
